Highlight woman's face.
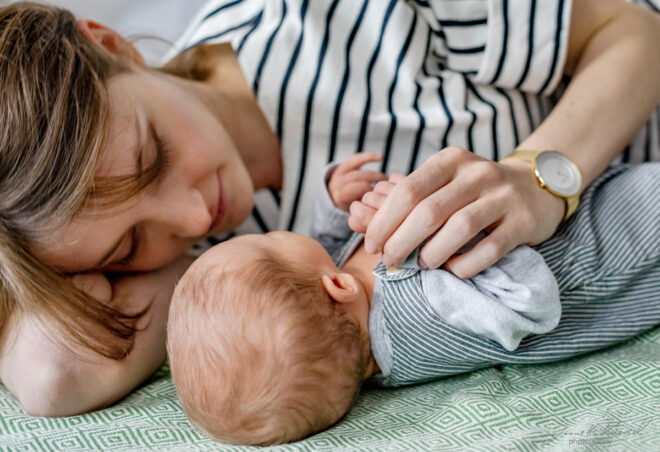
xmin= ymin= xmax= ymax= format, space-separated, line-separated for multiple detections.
xmin=38 ymin=69 xmax=255 ymax=273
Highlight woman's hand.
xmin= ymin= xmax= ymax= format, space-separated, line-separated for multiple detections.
xmin=348 ymin=147 xmax=566 ymax=278
xmin=71 ymin=272 xmax=113 ymax=304
xmin=327 ymin=152 xmax=387 ymax=211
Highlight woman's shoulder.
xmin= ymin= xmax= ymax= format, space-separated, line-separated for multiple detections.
xmin=162 ymin=42 xmax=233 ymax=81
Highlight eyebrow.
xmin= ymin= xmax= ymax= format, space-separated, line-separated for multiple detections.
xmin=93 ymin=114 xmax=144 ymax=269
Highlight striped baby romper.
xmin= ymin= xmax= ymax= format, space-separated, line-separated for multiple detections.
xmin=368 ymin=163 xmax=660 ymax=387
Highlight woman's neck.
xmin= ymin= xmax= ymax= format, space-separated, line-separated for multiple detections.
xmin=169 ymin=44 xmax=282 ymax=191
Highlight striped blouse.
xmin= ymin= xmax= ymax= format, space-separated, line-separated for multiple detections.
xmin=172 ymin=0 xmax=660 ymax=245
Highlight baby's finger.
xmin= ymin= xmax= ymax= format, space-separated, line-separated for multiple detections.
xmin=339 ymin=181 xmax=374 ymax=204
xmin=335 ymin=152 xmax=383 ymax=176
xmin=341 ymin=170 xmax=388 ymax=185
xmin=389 ymin=173 xmax=405 ymax=183
xmin=372 ymin=180 xmax=396 ymax=196
xmin=349 ymin=200 xmax=377 ymax=232
xmin=361 ymin=190 xmax=387 ymax=210
xmin=348 ymin=215 xmax=367 ymax=233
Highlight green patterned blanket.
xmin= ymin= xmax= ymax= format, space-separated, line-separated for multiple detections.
xmin=1 ymin=325 xmax=658 ymax=452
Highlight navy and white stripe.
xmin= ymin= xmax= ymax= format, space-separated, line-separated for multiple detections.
xmin=370 ymin=163 xmax=660 ymax=387
xmin=169 ymin=0 xmax=660 ymax=241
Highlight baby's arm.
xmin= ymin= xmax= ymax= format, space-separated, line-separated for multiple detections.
xmin=311 ymin=153 xmax=385 ymax=254
xmin=421 ymin=245 xmax=561 ymax=352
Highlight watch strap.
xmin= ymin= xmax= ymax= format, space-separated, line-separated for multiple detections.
xmin=502 ymin=150 xmax=538 ymax=163
xmin=564 ymin=194 xmax=579 ymax=220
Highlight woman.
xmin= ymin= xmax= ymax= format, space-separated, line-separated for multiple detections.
xmin=0 ymin=0 xmax=658 ymax=416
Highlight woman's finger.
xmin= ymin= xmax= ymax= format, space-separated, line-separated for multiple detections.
xmin=443 ymin=223 xmax=518 ymax=278
xmin=416 ymin=196 xmax=505 ymax=270
xmin=379 ymin=177 xmax=479 ymax=267
xmin=334 ymin=152 xmax=383 ymax=176
xmin=364 ymin=151 xmax=458 ymax=254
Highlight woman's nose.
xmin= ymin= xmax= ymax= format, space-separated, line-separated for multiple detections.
xmin=159 ymin=188 xmax=213 ymax=239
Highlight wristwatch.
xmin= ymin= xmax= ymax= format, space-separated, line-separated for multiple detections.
xmin=501 ymin=150 xmax=582 ymax=221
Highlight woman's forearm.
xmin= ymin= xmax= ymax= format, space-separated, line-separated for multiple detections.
xmin=512 ymin=0 xmax=660 ymax=189
xmin=0 ymin=255 xmax=193 ymax=417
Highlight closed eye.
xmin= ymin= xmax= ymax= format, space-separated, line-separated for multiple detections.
xmin=114 ymin=226 xmax=141 ymax=267
xmin=107 ymin=126 xmax=170 ymax=269
xmin=148 ymin=124 xmax=172 ymax=183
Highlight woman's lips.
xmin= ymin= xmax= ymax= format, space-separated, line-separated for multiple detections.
xmin=211 ymin=177 xmax=227 ymax=230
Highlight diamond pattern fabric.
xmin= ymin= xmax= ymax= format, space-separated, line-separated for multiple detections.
xmin=1 ymin=325 xmax=658 ymax=451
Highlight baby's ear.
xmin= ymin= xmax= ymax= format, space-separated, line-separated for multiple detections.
xmin=321 ymin=273 xmax=360 ymax=304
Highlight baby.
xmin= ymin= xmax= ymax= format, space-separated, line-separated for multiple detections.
xmin=167 ymin=158 xmax=660 ymax=446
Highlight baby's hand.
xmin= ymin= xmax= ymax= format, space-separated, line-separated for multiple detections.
xmin=348 ymin=173 xmax=404 ymax=233
xmin=328 ymin=152 xmax=387 ymax=211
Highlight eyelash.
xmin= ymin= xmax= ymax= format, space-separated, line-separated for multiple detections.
xmin=115 ymin=227 xmax=141 ymax=267
xmin=153 ymin=132 xmax=172 ymax=177
xmin=114 ymin=132 xmax=171 ymax=268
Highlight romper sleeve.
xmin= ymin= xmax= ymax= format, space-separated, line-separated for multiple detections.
xmin=421 ymin=246 xmax=561 ymax=351
xmin=408 ymin=0 xmax=573 ymax=94
xmin=310 ymin=164 xmax=357 ymax=256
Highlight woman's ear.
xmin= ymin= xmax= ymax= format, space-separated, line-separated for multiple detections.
xmin=321 ymin=273 xmax=360 ymax=304
xmin=77 ymin=19 xmax=145 ymax=66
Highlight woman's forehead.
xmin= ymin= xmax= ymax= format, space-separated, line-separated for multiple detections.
xmin=30 ymin=75 xmax=147 ymax=273
xmin=97 ymin=77 xmax=144 ymax=177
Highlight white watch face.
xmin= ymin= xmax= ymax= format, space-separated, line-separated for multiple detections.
xmin=535 ymin=151 xmax=581 ymax=197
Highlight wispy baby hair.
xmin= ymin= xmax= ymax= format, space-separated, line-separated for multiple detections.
xmin=167 ymin=252 xmax=370 ymax=445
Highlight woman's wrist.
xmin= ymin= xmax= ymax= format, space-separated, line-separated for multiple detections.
xmin=500 ymin=150 xmax=583 ymax=222
xmin=514 ymin=0 xmax=660 ymax=193
xmin=499 ymin=158 xmax=566 ymax=227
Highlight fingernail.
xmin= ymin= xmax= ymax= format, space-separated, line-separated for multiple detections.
xmin=418 ymin=257 xmax=430 ymax=270
xmin=365 ymin=239 xmax=380 ymax=254
xmin=382 ymin=255 xmax=394 ymax=267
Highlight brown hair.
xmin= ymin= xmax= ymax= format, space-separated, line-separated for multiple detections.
xmin=168 ymin=254 xmax=370 ymax=446
xmin=0 ymin=2 xmax=167 ymax=359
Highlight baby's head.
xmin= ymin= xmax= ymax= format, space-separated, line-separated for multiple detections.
xmin=167 ymin=232 xmax=373 ymax=445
